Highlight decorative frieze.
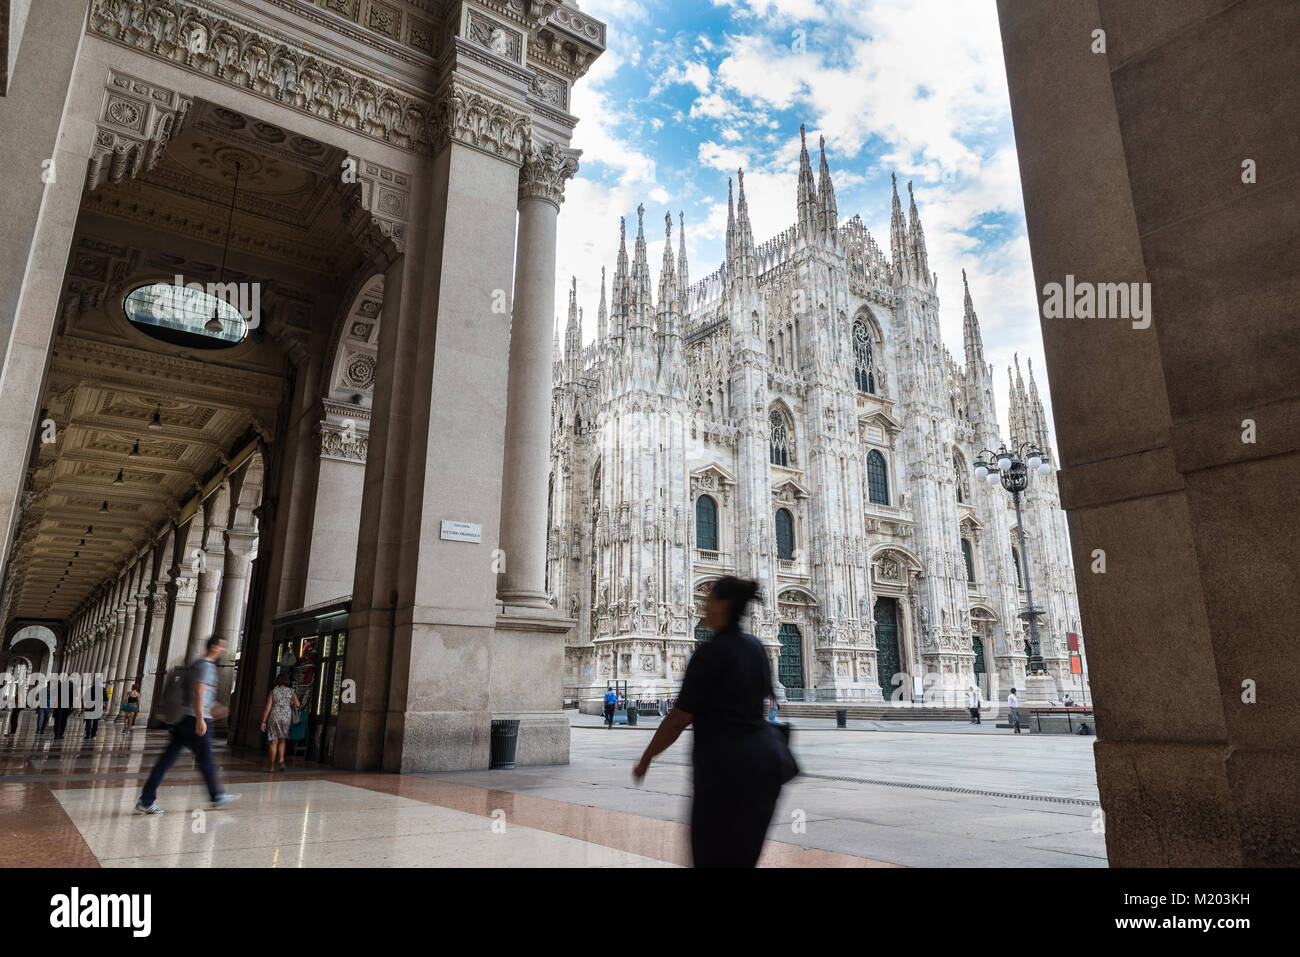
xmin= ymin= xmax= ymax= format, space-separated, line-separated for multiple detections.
xmin=468 ymin=10 xmax=523 ymax=63
xmin=319 ymin=421 xmax=369 ymax=463
xmin=436 ymin=81 xmax=532 ymax=164
xmin=87 ymin=0 xmax=436 ymax=154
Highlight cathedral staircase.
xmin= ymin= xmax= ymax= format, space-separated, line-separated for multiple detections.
xmin=777 ymin=702 xmax=975 ymax=722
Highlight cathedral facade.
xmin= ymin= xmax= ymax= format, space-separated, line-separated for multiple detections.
xmin=549 ymin=127 xmax=1088 ymax=704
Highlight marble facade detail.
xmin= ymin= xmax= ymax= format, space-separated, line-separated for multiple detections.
xmin=551 ymin=133 xmax=1088 ymax=703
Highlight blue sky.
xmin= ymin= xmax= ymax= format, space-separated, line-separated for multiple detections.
xmin=558 ymin=0 xmax=1052 ymax=441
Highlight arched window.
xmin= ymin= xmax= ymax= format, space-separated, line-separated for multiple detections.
xmin=1012 ymin=546 xmax=1023 ymax=587
xmin=775 ymin=508 xmax=795 ymax=560
xmin=853 ymin=320 xmax=875 ymax=394
xmin=961 ymin=539 xmax=975 ymax=583
xmin=954 ymin=454 xmax=969 ymax=503
xmin=866 ymin=449 xmax=889 ymax=505
xmin=695 ymin=495 xmax=719 ymax=551
xmin=769 ymin=409 xmax=792 ymax=467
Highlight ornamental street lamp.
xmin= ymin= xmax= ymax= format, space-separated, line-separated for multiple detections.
xmin=973 ymin=442 xmax=1052 ymax=677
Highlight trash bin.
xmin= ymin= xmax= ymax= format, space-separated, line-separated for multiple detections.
xmin=626 ymin=705 xmax=638 ymax=726
xmin=836 ymin=709 xmax=847 ymax=728
xmin=490 ymin=719 xmax=520 ymax=769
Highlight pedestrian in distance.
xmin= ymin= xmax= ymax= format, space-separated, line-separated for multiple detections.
xmin=633 ymin=576 xmax=798 ymax=868
xmin=36 ymin=681 xmax=53 ymax=736
xmin=261 ymin=671 xmax=301 ymax=772
xmin=968 ymin=687 xmax=982 ymax=724
xmin=120 ymin=683 xmax=141 ymax=733
xmin=52 ymin=674 xmax=75 ymax=741
xmin=135 ymin=635 xmax=241 ymax=814
xmin=603 ymin=686 xmax=618 ymax=728
xmin=1008 ymin=687 xmax=1021 ymax=733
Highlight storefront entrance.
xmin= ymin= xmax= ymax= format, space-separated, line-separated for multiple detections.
xmin=271 ymin=601 xmax=350 ymax=765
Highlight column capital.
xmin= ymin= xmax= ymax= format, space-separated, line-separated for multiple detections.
xmin=223 ymin=527 xmax=259 ymax=557
xmin=518 ymin=137 xmax=581 ymax=209
xmin=436 ymin=79 xmax=532 ymax=165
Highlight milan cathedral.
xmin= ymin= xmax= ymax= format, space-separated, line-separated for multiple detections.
xmin=549 ymin=126 xmax=1087 ymax=704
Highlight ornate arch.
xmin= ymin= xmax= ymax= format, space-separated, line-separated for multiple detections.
xmin=768 ymin=400 xmax=796 ymax=468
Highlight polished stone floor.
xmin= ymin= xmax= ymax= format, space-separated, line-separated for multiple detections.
xmin=0 ymin=710 xmax=1105 ymax=867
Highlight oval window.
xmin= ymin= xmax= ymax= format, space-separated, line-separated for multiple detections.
xmin=124 ymin=282 xmax=248 ymax=349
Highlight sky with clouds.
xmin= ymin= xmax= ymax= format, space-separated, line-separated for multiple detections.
xmin=557 ymin=0 xmax=1053 ymax=444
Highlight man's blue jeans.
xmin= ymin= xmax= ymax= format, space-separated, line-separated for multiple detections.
xmin=140 ymin=715 xmax=222 ymax=804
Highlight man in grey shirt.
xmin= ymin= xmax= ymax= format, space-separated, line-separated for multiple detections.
xmin=136 ymin=635 xmax=241 ymax=813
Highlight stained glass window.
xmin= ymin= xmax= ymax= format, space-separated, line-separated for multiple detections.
xmin=853 ymin=321 xmax=875 ymax=393
xmin=770 ymin=409 xmax=792 ymax=467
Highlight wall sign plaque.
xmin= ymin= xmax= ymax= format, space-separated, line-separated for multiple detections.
xmin=440 ymin=520 xmax=482 ymax=543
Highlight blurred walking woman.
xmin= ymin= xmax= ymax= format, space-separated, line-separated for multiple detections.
xmin=633 ymin=576 xmax=796 ymax=867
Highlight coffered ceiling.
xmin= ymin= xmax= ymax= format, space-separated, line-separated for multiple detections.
xmin=2 ymin=99 xmax=389 ymax=625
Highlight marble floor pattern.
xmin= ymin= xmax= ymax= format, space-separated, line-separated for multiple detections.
xmin=0 ymin=710 xmax=1106 ymax=867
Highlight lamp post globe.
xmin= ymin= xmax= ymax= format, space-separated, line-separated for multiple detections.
xmin=974 ymin=442 xmax=1054 ymax=691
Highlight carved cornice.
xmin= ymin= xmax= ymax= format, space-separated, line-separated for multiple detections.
xmin=322 ymin=398 xmax=372 ymax=425
xmin=518 ymin=136 xmax=580 ymax=208
xmin=87 ymin=0 xmax=436 ymax=155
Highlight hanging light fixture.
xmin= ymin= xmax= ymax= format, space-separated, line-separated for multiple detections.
xmin=149 ymin=406 xmax=163 ymax=431
xmin=206 ymin=161 xmax=242 ymax=335
xmin=113 ymin=469 xmax=124 ymax=486
xmin=128 ymin=439 xmax=141 ymax=459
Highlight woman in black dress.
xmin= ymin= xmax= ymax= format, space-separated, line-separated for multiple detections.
xmin=633 ymin=576 xmax=791 ymax=867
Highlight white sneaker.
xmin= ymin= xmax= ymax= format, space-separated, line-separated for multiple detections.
xmin=135 ymin=799 xmax=163 ymax=814
xmin=209 ymin=793 xmax=242 ymax=809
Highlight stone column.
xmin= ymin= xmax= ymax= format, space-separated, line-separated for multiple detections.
xmin=136 ymin=587 xmax=169 ymax=720
xmin=105 ymin=616 xmax=125 ymax=691
xmin=997 ymin=0 xmax=1300 ymax=865
xmin=0 ymin=0 xmax=96 ymax=575
xmin=169 ymin=575 xmax=198 ymax=666
xmin=186 ymin=550 xmax=225 ymax=661
xmin=121 ymin=595 xmax=148 ymax=705
xmin=497 ymin=138 xmax=580 ymax=608
xmin=91 ymin=626 xmax=109 ymax=681
xmin=110 ymin=605 xmax=136 ymax=710
xmin=212 ymin=527 xmax=256 ymax=718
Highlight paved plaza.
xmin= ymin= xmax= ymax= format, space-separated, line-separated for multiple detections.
xmin=1 ymin=711 xmax=1104 ymax=867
